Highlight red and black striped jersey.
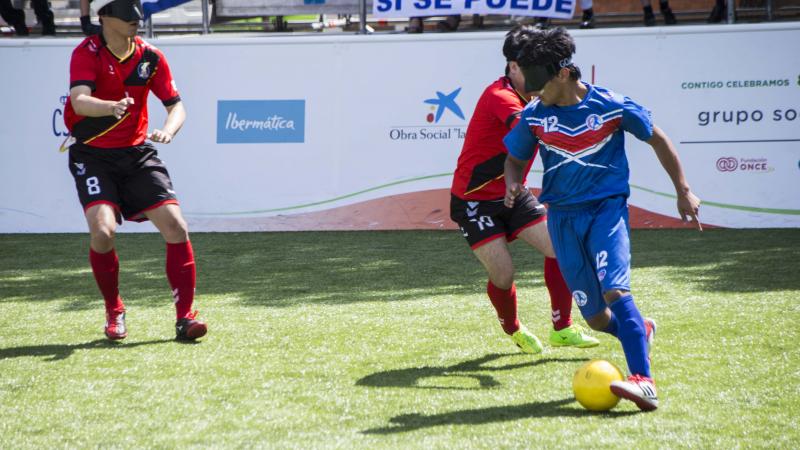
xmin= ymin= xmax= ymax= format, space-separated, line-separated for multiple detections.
xmin=451 ymin=76 xmax=536 ymax=201
xmin=64 ymin=34 xmax=180 ymax=148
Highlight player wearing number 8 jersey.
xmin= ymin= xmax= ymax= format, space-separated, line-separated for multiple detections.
xmin=450 ymin=25 xmax=599 ymax=356
xmin=504 ymin=27 xmax=702 ymax=410
xmin=64 ymin=0 xmax=206 ymax=342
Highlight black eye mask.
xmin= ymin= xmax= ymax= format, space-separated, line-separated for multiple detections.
xmin=99 ymin=0 xmax=143 ymax=22
xmin=520 ymin=57 xmax=573 ymax=92
xmin=521 ymin=64 xmax=558 ymax=92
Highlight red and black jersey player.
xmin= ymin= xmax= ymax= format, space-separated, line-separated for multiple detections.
xmin=64 ymin=0 xmax=206 ymax=341
xmin=450 ymin=25 xmax=599 ymax=353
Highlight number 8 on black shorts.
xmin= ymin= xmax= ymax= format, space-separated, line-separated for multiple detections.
xmin=68 ymin=142 xmax=178 ymax=223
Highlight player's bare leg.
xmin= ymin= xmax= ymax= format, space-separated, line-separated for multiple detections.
xmin=146 ymin=203 xmax=207 ymax=340
xmin=473 ymin=238 xmax=543 ymax=354
xmin=473 ymin=238 xmax=515 ymax=290
xmin=515 ymin=220 xmax=556 ymax=258
xmin=516 ymin=222 xmax=599 ymax=348
xmin=85 ymin=203 xmax=127 ymax=340
xmin=145 ymin=203 xmax=189 ymax=244
xmin=86 ymin=203 xmax=118 ymax=253
xmin=585 ymin=308 xmax=613 ymax=331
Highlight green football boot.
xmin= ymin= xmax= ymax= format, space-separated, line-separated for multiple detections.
xmin=511 ymin=325 xmax=544 ymax=354
xmin=549 ymin=324 xmax=600 ymax=348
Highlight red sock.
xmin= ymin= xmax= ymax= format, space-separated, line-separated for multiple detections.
xmin=89 ymin=248 xmax=124 ymax=312
xmin=545 ymin=257 xmax=573 ymax=331
xmin=487 ymin=281 xmax=520 ymax=335
xmin=166 ymin=241 xmax=196 ymax=320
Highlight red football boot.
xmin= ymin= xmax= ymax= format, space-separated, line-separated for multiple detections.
xmin=104 ymin=309 xmax=127 ymax=340
xmin=610 ymin=374 xmax=659 ymax=411
xmin=175 ymin=311 xmax=207 ymax=341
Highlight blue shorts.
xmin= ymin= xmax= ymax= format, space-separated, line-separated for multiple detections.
xmin=547 ymin=196 xmax=632 ymax=320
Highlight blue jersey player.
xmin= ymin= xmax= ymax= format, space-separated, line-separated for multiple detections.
xmin=503 ymin=27 xmax=701 ymax=411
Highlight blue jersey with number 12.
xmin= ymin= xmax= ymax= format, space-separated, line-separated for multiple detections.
xmin=504 ymin=83 xmax=654 ymax=208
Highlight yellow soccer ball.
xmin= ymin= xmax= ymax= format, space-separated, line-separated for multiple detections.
xmin=573 ymin=359 xmax=624 ymax=411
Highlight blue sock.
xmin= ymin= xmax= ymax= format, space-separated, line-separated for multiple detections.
xmin=608 ymin=295 xmax=651 ymax=378
xmin=602 ymin=311 xmax=618 ymax=337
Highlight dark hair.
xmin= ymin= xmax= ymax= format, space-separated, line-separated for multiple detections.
xmin=502 ymin=25 xmax=540 ymax=76
xmin=503 ymin=25 xmax=540 ymax=62
xmin=516 ymin=26 xmax=581 ymax=81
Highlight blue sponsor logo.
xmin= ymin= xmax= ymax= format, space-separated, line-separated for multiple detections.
xmin=217 ymin=100 xmax=305 ymax=144
xmin=423 ymin=87 xmax=465 ymax=123
xmin=52 ymin=94 xmax=69 ymax=137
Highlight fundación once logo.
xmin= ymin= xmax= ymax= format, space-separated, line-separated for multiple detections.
xmin=716 ymin=156 xmax=773 ymax=173
xmin=217 ymin=100 xmax=305 ymax=144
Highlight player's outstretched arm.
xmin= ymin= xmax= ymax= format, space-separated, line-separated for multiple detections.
xmin=504 ymin=154 xmax=528 ymax=208
xmin=148 ymin=101 xmax=186 ymax=144
xmin=647 ymin=125 xmax=702 ymax=231
xmin=69 ymin=85 xmax=134 ymax=119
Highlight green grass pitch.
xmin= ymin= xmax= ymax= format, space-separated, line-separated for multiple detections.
xmin=1 ymin=229 xmax=799 ymax=448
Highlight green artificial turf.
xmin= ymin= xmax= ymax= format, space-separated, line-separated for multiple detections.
xmin=1 ymin=229 xmax=798 ymax=448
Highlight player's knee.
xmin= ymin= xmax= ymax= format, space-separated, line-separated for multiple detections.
xmin=492 ymin=264 xmax=514 ymax=289
xmin=91 ymin=224 xmax=116 ymax=244
xmin=89 ymin=226 xmax=115 ymax=252
xmin=585 ymin=313 xmax=609 ymax=331
xmin=167 ymin=222 xmax=189 ymax=241
xmin=489 ymin=270 xmax=515 ymax=290
xmin=603 ymin=289 xmax=626 ymax=304
xmin=163 ymin=217 xmax=189 ymax=242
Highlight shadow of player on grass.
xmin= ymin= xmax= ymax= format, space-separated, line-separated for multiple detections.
xmin=0 ymin=338 xmax=174 ymax=361
xmin=356 ymin=353 xmax=590 ymax=390
xmin=357 ymin=353 xmax=636 ymax=434
xmin=362 ymin=397 xmax=639 ymax=434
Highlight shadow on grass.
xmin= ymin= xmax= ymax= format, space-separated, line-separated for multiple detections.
xmin=0 ymin=231 xmax=485 ymax=310
xmin=631 ymin=229 xmax=800 ymax=292
xmin=357 ymin=353 xmax=590 ymax=390
xmin=0 ymin=338 xmax=174 ymax=361
xmin=2 ymin=229 xmax=798 ymax=310
xmin=362 ymin=397 xmax=638 ymax=434
xmin=359 ymin=353 xmax=636 ymax=434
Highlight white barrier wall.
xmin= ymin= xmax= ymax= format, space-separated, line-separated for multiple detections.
xmin=0 ymin=23 xmax=798 ymax=233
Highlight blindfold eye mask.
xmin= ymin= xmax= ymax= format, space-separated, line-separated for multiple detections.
xmin=521 ymin=64 xmax=557 ymax=92
xmin=96 ymin=0 xmax=144 ymax=22
xmin=520 ymin=57 xmax=573 ymax=92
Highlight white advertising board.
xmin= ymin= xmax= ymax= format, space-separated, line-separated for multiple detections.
xmin=0 ymin=23 xmax=798 ymax=233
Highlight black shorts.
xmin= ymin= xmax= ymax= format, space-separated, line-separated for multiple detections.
xmin=450 ymin=190 xmax=547 ymax=249
xmin=68 ymin=142 xmax=178 ymax=223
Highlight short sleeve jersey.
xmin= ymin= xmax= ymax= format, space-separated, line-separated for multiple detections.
xmin=64 ymin=35 xmax=181 ymax=148
xmin=503 ymin=83 xmax=653 ymax=208
xmin=450 ymin=76 xmax=535 ymax=201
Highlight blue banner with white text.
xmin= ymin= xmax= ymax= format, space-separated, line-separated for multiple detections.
xmin=142 ymin=0 xmax=193 ymax=19
xmin=373 ymin=0 xmax=576 ymax=19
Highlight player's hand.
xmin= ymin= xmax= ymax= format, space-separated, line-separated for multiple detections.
xmin=677 ymin=190 xmax=702 ymax=231
xmin=504 ymin=182 xmax=524 ymax=208
xmin=80 ymin=15 xmax=101 ymax=36
xmin=148 ymin=129 xmax=174 ymax=144
xmin=110 ymin=97 xmax=134 ymax=119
